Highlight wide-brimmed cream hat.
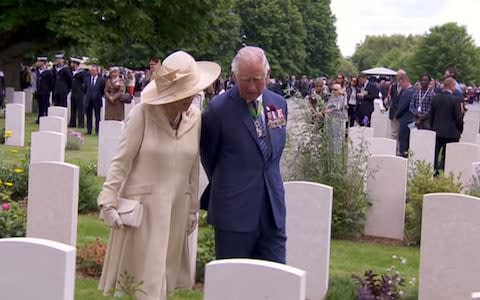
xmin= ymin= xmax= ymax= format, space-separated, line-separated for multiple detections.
xmin=141 ymin=51 xmax=221 ymax=105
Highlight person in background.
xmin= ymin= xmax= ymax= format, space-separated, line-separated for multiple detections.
xmin=19 ymin=65 xmax=31 ymax=90
xmin=395 ymin=75 xmax=416 ymax=157
xmin=201 ymin=46 xmax=288 ymax=264
xmin=356 ymin=73 xmax=379 ymax=127
xmin=346 ymin=76 xmax=357 ymax=127
xmin=69 ymin=57 xmax=87 ymax=128
xmin=335 ymin=73 xmax=345 ymax=88
xmin=430 ymin=77 xmax=464 ymax=174
xmin=52 ymin=53 xmax=72 ymax=107
xmin=98 ymin=51 xmax=221 ymax=300
xmin=104 ymin=67 xmax=125 ymax=121
xmin=465 ymin=87 xmax=477 ymax=104
xmin=142 ymin=56 xmax=160 ymax=90
xmin=388 ymin=69 xmax=406 ymax=152
xmin=34 ymin=56 xmax=55 ymax=123
xmin=0 ymin=70 xmax=5 ymax=109
xmin=409 ymin=74 xmax=435 ymax=130
xmin=444 ymin=67 xmax=463 ymax=97
xmin=325 ymin=83 xmax=347 ymax=152
xmin=126 ymin=71 xmax=135 ymax=97
xmin=85 ymin=65 xmax=105 ymax=135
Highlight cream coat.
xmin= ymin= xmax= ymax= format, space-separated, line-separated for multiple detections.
xmin=97 ymin=103 xmax=200 ymax=300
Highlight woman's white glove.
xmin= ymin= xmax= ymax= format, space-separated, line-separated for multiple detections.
xmin=186 ymin=213 xmax=198 ymax=235
xmin=101 ymin=207 xmax=124 ymax=228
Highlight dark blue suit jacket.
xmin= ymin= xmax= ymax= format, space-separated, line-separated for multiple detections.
xmin=200 ymin=86 xmax=288 ymax=232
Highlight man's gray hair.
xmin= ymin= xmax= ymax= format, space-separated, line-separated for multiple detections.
xmin=231 ymin=46 xmax=270 ymax=75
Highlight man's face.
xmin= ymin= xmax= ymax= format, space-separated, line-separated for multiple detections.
xmin=36 ymin=61 xmax=44 ymax=68
xmin=90 ymin=67 xmax=98 ymax=77
xmin=420 ymin=76 xmax=430 ymax=89
xmin=149 ymin=60 xmax=158 ymax=71
xmin=56 ymin=58 xmax=64 ymax=65
xmin=358 ymin=76 xmax=366 ymax=85
xmin=235 ymin=60 xmax=267 ymax=101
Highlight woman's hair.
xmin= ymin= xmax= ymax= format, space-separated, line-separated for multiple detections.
xmin=231 ymin=46 xmax=270 ymax=75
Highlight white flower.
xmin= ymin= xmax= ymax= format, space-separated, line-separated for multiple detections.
xmin=401 ymin=258 xmax=407 ymax=264
xmin=399 ymin=290 xmax=404 ymax=295
xmin=392 ymin=255 xmax=398 ymax=259
xmin=388 ymin=280 xmax=393 ymax=285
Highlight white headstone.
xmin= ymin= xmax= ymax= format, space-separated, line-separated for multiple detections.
xmin=419 ymin=193 xmax=480 ymax=300
xmin=30 ymin=131 xmax=65 ymax=163
xmin=365 ymin=155 xmax=407 ymax=240
xmin=5 ymin=103 xmax=25 ymax=146
xmin=5 ymin=87 xmax=14 ymax=103
xmin=445 ymin=143 xmax=480 ymax=188
xmin=461 ymin=119 xmax=480 ymax=143
xmin=473 ymin=292 xmax=480 ymax=300
xmin=27 ymin=162 xmax=80 ymax=246
xmin=97 ymin=120 xmax=124 ymax=176
xmin=0 ymin=238 xmax=76 ymax=300
xmin=367 ymin=137 xmax=396 ymax=156
xmin=39 ymin=116 xmax=67 ymax=146
xmin=48 ymin=106 xmax=68 ymax=133
xmin=409 ymin=129 xmax=436 ymax=167
xmin=13 ymin=91 xmax=25 ymax=106
xmin=24 ymin=88 xmax=33 ymax=113
xmin=204 ymin=259 xmax=306 ymax=300
xmin=100 ymin=97 xmax=106 ymax=122
xmin=371 ymin=112 xmax=391 ymax=138
xmin=472 ymin=162 xmax=480 ymax=182
xmin=349 ymin=126 xmax=374 ymax=153
xmin=66 ymin=93 xmax=71 ymax=123
xmin=124 ymin=101 xmax=136 ymax=120
xmin=285 ymin=181 xmax=332 ymax=300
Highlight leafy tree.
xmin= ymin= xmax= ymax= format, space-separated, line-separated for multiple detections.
xmin=337 ymin=57 xmax=359 ymax=77
xmin=411 ymin=22 xmax=480 ymax=83
xmin=235 ymin=0 xmax=307 ymax=78
xmin=294 ymin=0 xmax=340 ymax=77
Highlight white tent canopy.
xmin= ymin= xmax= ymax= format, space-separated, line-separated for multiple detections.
xmin=361 ymin=67 xmax=397 ymax=76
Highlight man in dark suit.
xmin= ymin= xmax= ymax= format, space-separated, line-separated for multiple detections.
xmin=431 ymin=77 xmax=464 ymax=173
xmin=200 ymin=46 xmax=288 ymax=263
xmin=395 ymin=75 xmax=415 ymax=157
xmin=85 ymin=65 xmax=105 ymax=135
xmin=34 ymin=56 xmax=54 ymax=123
xmin=356 ymin=73 xmax=379 ymax=127
xmin=52 ymin=53 xmax=72 ymax=107
xmin=69 ymin=57 xmax=87 ymax=128
xmin=388 ymin=70 xmax=407 ymax=146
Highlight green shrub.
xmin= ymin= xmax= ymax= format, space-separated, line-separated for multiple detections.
xmin=292 ymin=120 xmax=370 ymax=239
xmin=405 ymin=161 xmax=462 ymax=245
xmin=0 ymin=160 xmax=29 ymax=201
xmin=76 ymin=161 xmax=102 ymax=213
xmin=196 ymin=226 xmax=215 ymax=282
xmin=326 ymin=276 xmax=356 ymax=300
xmin=0 ymin=186 xmax=26 ymax=238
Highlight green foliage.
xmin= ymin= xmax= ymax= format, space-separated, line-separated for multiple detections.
xmin=294 ymin=0 xmax=340 ymax=77
xmin=0 ymin=196 xmax=26 ymax=238
xmin=66 ymin=130 xmax=85 ymax=151
xmin=337 ymin=57 xmax=359 ymax=77
xmin=0 ymin=160 xmax=29 ymax=201
xmin=77 ymin=161 xmax=102 ymax=213
xmin=293 ymin=111 xmax=370 ymax=239
xmin=108 ymin=272 xmax=146 ymax=299
xmin=405 ymin=161 xmax=462 ymax=246
xmin=326 ymin=276 xmax=356 ymax=300
xmin=411 ymin=22 xmax=480 ymax=83
xmin=195 ymin=226 xmax=215 ymax=283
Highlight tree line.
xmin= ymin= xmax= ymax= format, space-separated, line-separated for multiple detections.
xmin=0 ymin=0 xmax=340 ymax=85
xmin=349 ymin=23 xmax=480 ymax=84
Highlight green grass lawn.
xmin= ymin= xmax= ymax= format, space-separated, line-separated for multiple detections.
xmin=77 ymin=216 xmax=419 ymax=300
xmin=1 ymin=113 xmax=419 ymax=299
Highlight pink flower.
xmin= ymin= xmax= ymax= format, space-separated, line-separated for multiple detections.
xmin=2 ymin=203 xmax=11 ymax=211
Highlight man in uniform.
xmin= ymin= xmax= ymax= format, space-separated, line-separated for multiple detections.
xmin=69 ymin=57 xmax=87 ymax=128
xmin=52 ymin=53 xmax=72 ymax=107
xmin=34 ymin=56 xmax=54 ymax=123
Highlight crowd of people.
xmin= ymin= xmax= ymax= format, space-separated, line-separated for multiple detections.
xmin=0 ymin=55 xmax=162 ymax=135
xmin=274 ymin=67 xmax=477 ymax=174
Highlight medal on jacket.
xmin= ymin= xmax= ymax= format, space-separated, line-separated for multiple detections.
xmin=248 ymin=100 xmax=264 ymax=137
xmin=254 ymin=119 xmax=263 ymax=137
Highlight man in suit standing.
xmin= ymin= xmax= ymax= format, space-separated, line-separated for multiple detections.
xmin=85 ymin=65 xmax=105 ymax=135
xmin=69 ymin=57 xmax=87 ymax=128
xmin=431 ymin=77 xmax=464 ymax=173
xmin=52 ymin=53 xmax=72 ymax=107
xmin=34 ymin=56 xmax=54 ymax=123
xmin=387 ymin=70 xmax=407 ymax=146
xmin=356 ymin=73 xmax=379 ymax=127
xmin=200 ymin=46 xmax=288 ymax=263
xmin=395 ymin=75 xmax=416 ymax=157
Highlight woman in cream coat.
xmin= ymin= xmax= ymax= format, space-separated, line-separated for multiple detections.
xmin=97 ymin=51 xmax=220 ymax=300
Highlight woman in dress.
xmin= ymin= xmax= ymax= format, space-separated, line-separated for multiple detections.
xmin=98 ymin=51 xmax=221 ymax=300
xmin=104 ymin=67 xmax=126 ymax=121
xmin=325 ymin=83 xmax=348 ymax=152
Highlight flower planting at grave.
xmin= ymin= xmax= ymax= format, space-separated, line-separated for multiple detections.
xmin=77 ymin=237 xmax=107 ymax=277
xmin=0 ymin=161 xmax=29 ymax=201
xmin=0 ymin=182 xmax=26 ymax=238
xmin=66 ymin=130 xmax=85 ymax=150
